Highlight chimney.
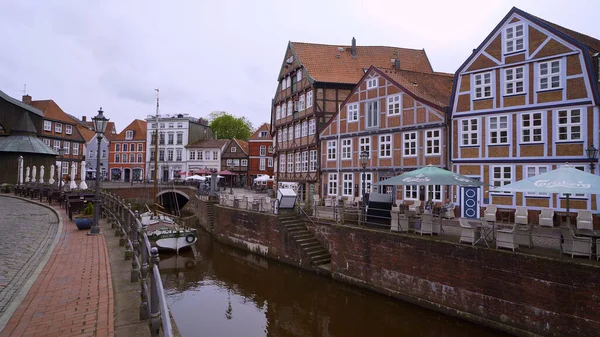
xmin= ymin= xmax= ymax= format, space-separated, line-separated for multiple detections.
xmin=395 ymin=59 xmax=400 ymax=69
xmin=82 ymin=116 xmax=87 ymax=122
xmin=351 ymin=37 xmax=357 ymax=59
xmin=22 ymin=95 xmax=32 ymax=105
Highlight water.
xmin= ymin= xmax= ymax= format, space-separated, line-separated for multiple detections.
xmin=162 ymin=230 xmax=510 ymax=337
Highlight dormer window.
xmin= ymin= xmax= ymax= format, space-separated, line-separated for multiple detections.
xmin=366 ymin=78 xmax=378 ymax=89
xmin=231 ymin=146 xmax=237 ymax=152
xmin=125 ymin=130 xmax=134 ymax=140
xmin=504 ymin=23 xmax=525 ymax=54
xmin=260 ymin=131 xmax=268 ymax=137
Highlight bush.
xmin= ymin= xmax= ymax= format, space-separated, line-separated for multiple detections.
xmin=0 ymin=184 xmax=12 ymax=193
xmin=83 ymin=201 xmax=94 ymax=216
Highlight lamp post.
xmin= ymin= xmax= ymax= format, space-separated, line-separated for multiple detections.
xmin=360 ymin=151 xmax=369 ymax=224
xmin=90 ymin=107 xmax=109 ymax=235
xmin=58 ymin=148 xmax=66 ymax=191
xmin=586 ymin=145 xmax=598 ymax=173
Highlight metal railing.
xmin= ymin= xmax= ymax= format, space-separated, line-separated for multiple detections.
xmin=101 ymin=191 xmax=173 ymax=337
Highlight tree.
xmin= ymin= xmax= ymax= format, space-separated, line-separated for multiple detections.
xmin=208 ymin=111 xmax=253 ymax=140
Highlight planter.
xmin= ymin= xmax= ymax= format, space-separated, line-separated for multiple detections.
xmin=74 ymin=216 xmax=93 ymax=230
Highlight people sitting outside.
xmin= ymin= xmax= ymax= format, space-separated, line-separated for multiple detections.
xmin=442 ymin=198 xmax=456 ymax=218
xmin=425 ymin=199 xmax=435 ymax=213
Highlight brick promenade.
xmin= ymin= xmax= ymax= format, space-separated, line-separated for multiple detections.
xmin=0 ymin=196 xmax=114 ymax=337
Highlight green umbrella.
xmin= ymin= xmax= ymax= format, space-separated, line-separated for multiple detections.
xmin=378 ymin=165 xmax=484 ymax=186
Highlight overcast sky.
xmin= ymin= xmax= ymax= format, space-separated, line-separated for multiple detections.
xmin=0 ymin=0 xmax=598 ymax=133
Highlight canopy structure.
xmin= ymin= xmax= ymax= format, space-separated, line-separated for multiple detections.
xmin=185 ymin=175 xmax=206 ymax=181
xmin=218 ymin=170 xmax=237 ymax=176
xmin=378 ymin=165 xmax=484 ymax=186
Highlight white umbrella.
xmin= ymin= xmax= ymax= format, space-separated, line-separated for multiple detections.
xmin=69 ymin=162 xmax=77 ymax=190
xmin=31 ymin=165 xmax=37 ymax=183
xmin=25 ymin=167 xmax=30 ymax=183
xmin=48 ymin=165 xmax=55 ymax=185
xmin=39 ymin=165 xmax=45 ymax=184
xmin=186 ymin=175 xmax=206 ymax=181
xmin=18 ymin=156 xmax=23 ymax=185
xmin=79 ymin=161 xmax=88 ymax=190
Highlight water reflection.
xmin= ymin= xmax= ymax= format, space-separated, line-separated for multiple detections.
xmin=162 ymin=231 xmax=510 ymax=337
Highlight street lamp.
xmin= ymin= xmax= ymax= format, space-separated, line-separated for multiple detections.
xmin=90 ymin=107 xmax=109 ymax=235
xmin=585 ymin=145 xmax=598 ymax=173
xmin=58 ymin=148 xmax=66 ymax=191
xmin=360 ymin=151 xmax=369 ymax=224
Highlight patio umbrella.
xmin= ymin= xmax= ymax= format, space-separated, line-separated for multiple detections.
xmin=218 ymin=170 xmax=238 ymax=193
xmin=492 ymin=164 xmax=600 ymax=216
xmin=25 ymin=167 xmax=30 ymax=183
xmin=39 ymin=165 xmax=45 ymax=184
xmin=79 ymin=161 xmax=88 ymax=190
xmin=185 ymin=175 xmax=206 ymax=181
xmin=48 ymin=165 xmax=55 ymax=185
xmin=69 ymin=162 xmax=77 ymax=190
xmin=31 ymin=166 xmax=37 ymax=183
xmin=378 ymin=165 xmax=483 ymax=186
xmin=196 ymin=168 xmax=212 ymax=175
xmin=18 ymin=155 xmax=23 ymax=185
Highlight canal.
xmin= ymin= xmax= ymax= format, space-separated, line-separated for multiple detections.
xmin=161 ymin=230 xmax=511 ymax=337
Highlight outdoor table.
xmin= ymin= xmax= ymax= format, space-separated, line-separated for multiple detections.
xmin=556 ymin=211 xmax=578 ymax=226
xmin=474 ymin=221 xmax=495 ymax=247
xmin=498 ymin=209 xmax=515 ymax=223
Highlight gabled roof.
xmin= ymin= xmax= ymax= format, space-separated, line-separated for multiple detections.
xmin=378 ymin=68 xmax=454 ymax=110
xmin=30 ymin=100 xmax=75 ymax=122
xmin=231 ymin=138 xmax=249 ymax=155
xmin=76 ymin=125 xmax=97 ymax=143
xmin=530 ymin=11 xmax=600 ymax=53
xmin=249 ymin=123 xmax=272 ymax=141
xmin=83 ymin=120 xmax=118 ymax=140
xmin=286 ymin=41 xmax=434 ymax=85
xmin=186 ymin=139 xmax=229 ymax=149
xmin=0 ymin=89 xmax=43 ymax=116
xmin=0 ymin=112 xmax=56 ymax=155
xmin=111 ymin=119 xmax=147 ymax=141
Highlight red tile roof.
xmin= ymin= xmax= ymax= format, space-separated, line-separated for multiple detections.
xmin=187 ymin=139 xmax=229 ymax=148
xmin=290 ymin=42 xmax=433 ymax=84
xmin=111 ymin=119 xmax=147 ymax=141
xmin=233 ymin=138 xmax=249 ymax=155
xmin=378 ymin=68 xmax=454 ymax=109
xmin=249 ymin=123 xmax=272 ymax=140
xmin=525 ymin=10 xmax=600 ymax=52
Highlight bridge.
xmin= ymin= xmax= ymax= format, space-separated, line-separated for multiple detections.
xmin=101 ymin=182 xmax=197 ymax=213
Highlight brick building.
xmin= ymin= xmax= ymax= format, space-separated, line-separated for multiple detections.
xmin=109 ymin=119 xmax=147 ymax=182
xmin=450 ymin=7 xmax=600 ymax=217
xmin=320 ymin=66 xmax=453 ymax=202
xmin=272 ymin=38 xmax=434 ymax=201
xmin=221 ymin=138 xmax=249 ymax=187
xmin=248 ymin=123 xmax=273 ymax=185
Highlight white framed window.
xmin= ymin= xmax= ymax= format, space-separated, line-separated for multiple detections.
xmin=126 ymin=130 xmax=134 ymax=140
xmin=425 ymin=185 xmax=442 ymax=202
xmin=461 ymin=118 xmax=479 ymax=146
xmin=65 ymin=125 xmax=72 ymax=135
xmin=295 ymin=152 xmax=301 ymax=172
xmin=281 ymin=78 xmax=286 ymax=90
xmin=299 ymin=95 xmax=305 ymax=111
xmin=538 ymin=60 xmax=561 ymax=91
xmin=306 ymin=91 xmax=313 ymax=109
xmin=302 ymin=151 xmax=308 ymax=172
xmin=43 ymin=120 xmax=51 ymax=131
xmin=347 ymin=103 xmax=359 ymax=122
xmin=287 ymin=101 xmax=293 ymax=116
xmin=404 ymin=185 xmax=418 ymax=200
xmin=366 ymin=78 xmax=378 ymax=89
xmin=43 ymin=138 xmax=50 ymax=147
xmin=288 ymin=126 xmax=293 ymax=140
xmin=286 ymin=76 xmax=291 ymax=88
xmin=278 ymin=130 xmax=283 ymax=143
xmin=491 ymin=166 xmax=512 ymax=194
xmin=359 ymin=137 xmax=370 ymax=157
xmin=268 ymin=157 xmax=273 ymax=168
xmin=55 ymin=123 xmax=63 ymax=133
xmin=295 ymin=124 xmax=301 ymax=139
xmin=280 ymin=155 xmax=286 ymax=172
xmin=521 ymin=112 xmax=543 ymax=143
xmin=260 ymin=146 xmax=266 ymax=156
xmin=231 ymin=146 xmax=237 ymax=152
xmin=328 ymin=173 xmax=338 ymax=196
xmin=557 ymin=108 xmax=581 ymax=141
xmin=138 ymin=143 xmax=143 ymax=151
xmin=387 ymin=95 xmax=401 ymax=115
xmin=73 ymin=143 xmax=79 ymax=155
xmin=379 ymin=134 xmax=391 ymax=158
xmin=130 ymin=154 xmax=135 ymax=163
xmin=297 ymin=69 xmax=302 ymax=82
xmin=308 ymin=119 xmax=316 ymax=135
xmin=168 ymin=133 xmax=174 ymax=144
xmin=301 ymin=121 xmax=308 ymax=137
xmin=198 ymin=151 xmax=204 ymax=160
xmin=167 ymin=150 xmax=173 ymax=161
xmin=63 ymin=141 xmax=70 ymax=154
xmin=425 ymin=129 xmax=441 ymax=155
xmin=205 ymin=151 xmax=212 ymax=160
xmin=115 ymin=154 xmax=120 ymax=163
xmin=365 ymin=100 xmax=379 ymax=128
xmin=137 ymin=154 xmax=143 ymax=163
xmin=176 ymin=149 xmax=182 ymax=161
xmin=342 ymin=173 xmax=353 ymax=197
xmin=341 ymin=139 xmax=352 ymax=160
xmin=488 ymin=116 xmax=509 ymax=145
xmin=281 ymin=129 xmax=287 ymax=142
xmin=259 ymin=158 xmax=266 ymax=170
xmin=504 ymin=66 xmax=525 ymax=95
xmin=123 ymin=143 xmax=128 ymax=152
xmin=276 ymin=106 xmax=281 ymax=120
xmin=260 ymin=131 xmax=268 ymax=138
xmin=403 ymin=132 xmax=417 ymax=157
xmin=473 ymin=72 xmax=493 ymax=99
xmin=177 ymin=122 xmax=183 ymax=128
xmin=213 ymin=151 xmax=218 ymax=160
xmin=359 ymin=172 xmax=372 ymax=195
xmin=309 ymin=150 xmax=317 ymax=172
xmin=226 ymin=159 xmax=232 ymax=166
xmin=287 ymin=153 xmax=293 ymax=173
xmin=176 ymin=133 xmax=183 ymax=145
xmin=327 ymin=140 xmax=337 ymax=160
xmin=282 ymin=104 xmax=287 ymax=117
xmin=525 ymin=165 xmax=550 ymax=196
xmin=115 ymin=144 xmax=120 ymax=152
xmin=189 ymin=151 xmax=196 ymax=160
xmin=504 ymin=23 xmax=525 ymax=54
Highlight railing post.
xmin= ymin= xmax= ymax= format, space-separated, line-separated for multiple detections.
xmin=139 ymin=221 xmax=149 ymax=320
xmin=149 ymin=247 xmax=161 ymax=337
xmin=338 ymin=198 xmax=345 ymax=225
xmin=124 ymin=204 xmax=132 ymax=260
xmin=131 ymin=210 xmax=140 ymax=282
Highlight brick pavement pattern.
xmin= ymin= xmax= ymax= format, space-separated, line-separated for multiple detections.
xmin=0 ymin=199 xmax=114 ymax=337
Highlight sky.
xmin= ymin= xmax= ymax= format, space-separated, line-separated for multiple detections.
xmin=0 ymin=0 xmax=599 ymax=133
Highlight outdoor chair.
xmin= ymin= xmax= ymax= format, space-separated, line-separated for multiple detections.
xmin=576 ymin=210 xmax=593 ymax=230
xmin=515 ymin=206 xmax=528 ymax=225
xmin=409 ymin=200 xmax=422 ymax=215
xmin=458 ymin=218 xmax=481 ymax=245
xmin=443 ymin=204 xmax=456 ymax=219
xmin=484 ymin=205 xmax=497 ymax=222
xmin=398 ymin=214 xmax=410 ymax=232
xmin=324 ymin=196 xmax=335 ymax=207
xmin=496 ymin=224 xmax=518 ymax=251
xmin=515 ymin=224 xmax=533 ymax=248
xmin=561 ymin=227 xmax=592 ymax=258
xmin=313 ymin=194 xmax=321 ymax=206
xmin=239 ymin=197 xmax=248 ymax=210
xmin=415 ymin=213 xmax=440 ymax=235
xmin=390 ymin=206 xmax=400 ymax=232
xmin=539 ymin=208 xmax=554 ymax=227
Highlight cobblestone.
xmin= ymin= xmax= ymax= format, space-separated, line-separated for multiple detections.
xmin=0 ymin=196 xmax=59 ymax=319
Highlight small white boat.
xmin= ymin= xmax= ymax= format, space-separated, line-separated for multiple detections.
xmin=140 ymin=211 xmax=198 ymax=252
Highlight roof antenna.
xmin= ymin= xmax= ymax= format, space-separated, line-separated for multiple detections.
xmin=22 ymin=84 xmax=27 ymax=95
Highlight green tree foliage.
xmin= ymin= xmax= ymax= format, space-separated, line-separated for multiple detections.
xmin=208 ymin=111 xmax=253 ymax=140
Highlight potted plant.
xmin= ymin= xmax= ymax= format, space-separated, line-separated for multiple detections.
xmin=74 ymin=201 xmax=94 ymax=230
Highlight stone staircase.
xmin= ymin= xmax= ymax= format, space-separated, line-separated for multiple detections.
xmin=279 ymin=215 xmax=331 ymax=267
xmin=206 ymin=202 xmax=216 ymax=231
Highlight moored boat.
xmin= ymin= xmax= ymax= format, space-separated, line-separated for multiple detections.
xmin=141 ymin=211 xmax=198 ymax=252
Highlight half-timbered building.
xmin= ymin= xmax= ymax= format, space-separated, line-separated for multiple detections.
xmin=320 ymin=66 xmax=453 ymax=202
xmin=450 ymin=7 xmax=600 ymax=218
xmin=221 ymin=138 xmax=249 ymax=187
xmin=272 ymin=38 xmax=434 ymax=201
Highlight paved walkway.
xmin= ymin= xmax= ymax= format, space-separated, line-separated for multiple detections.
xmin=0 ymin=196 xmax=114 ymax=337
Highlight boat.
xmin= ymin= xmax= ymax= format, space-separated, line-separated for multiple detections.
xmin=140 ymin=89 xmax=198 ymax=252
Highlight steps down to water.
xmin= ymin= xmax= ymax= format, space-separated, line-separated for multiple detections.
xmin=279 ymin=215 xmax=331 ymax=267
xmin=206 ymin=203 xmax=216 ymax=231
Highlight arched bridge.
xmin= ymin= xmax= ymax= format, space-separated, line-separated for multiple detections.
xmin=102 ymin=184 xmax=197 ymax=213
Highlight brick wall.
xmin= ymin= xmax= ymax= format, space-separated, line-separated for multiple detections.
xmin=329 ymin=225 xmax=600 ymax=337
